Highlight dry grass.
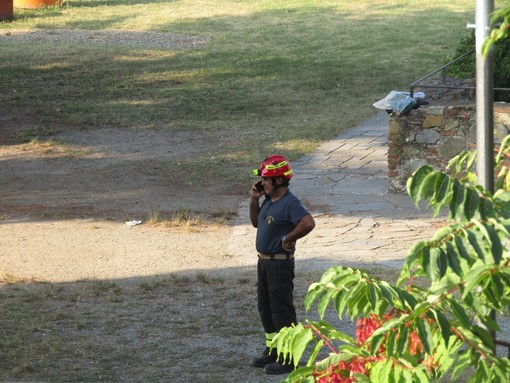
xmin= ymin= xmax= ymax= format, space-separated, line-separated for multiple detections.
xmin=0 ymin=267 xmax=399 ymax=382
xmin=0 ymin=271 xmax=270 ymax=382
xmin=147 ymin=208 xmax=238 ymax=228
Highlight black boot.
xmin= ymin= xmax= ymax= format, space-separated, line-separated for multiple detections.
xmin=264 ymin=360 xmax=294 ymax=375
xmin=251 ymin=347 xmax=277 ymax=368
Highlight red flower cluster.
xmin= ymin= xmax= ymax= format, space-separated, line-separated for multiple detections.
xmin=312 ymin=355 xmax=384 ymax=383
xmin=312 ymin=312 xmax=425 ymax=382
xmin=356 ymin=311 xmax=423 ymax=356
xmin=408 ymin=328 xmax=424 ymax=356
xmin=356 ymin=313 xmax=387 ymax=347
xmin=312 ymin=356 xmax=371 ymax=383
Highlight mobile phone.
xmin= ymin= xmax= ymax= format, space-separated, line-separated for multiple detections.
xmin=255 ymin=181 xmax=264 ymax=192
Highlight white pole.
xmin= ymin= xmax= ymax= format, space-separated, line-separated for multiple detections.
xmin=475 ymin=0 xmax=494 ymax=193
xmin=475 ymin=0 xmax=495 ymax=350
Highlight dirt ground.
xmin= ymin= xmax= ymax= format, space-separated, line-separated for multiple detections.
xmin=0 ymin=125 xmax=250 ymax=279
xmin=0 ymin=28 xmax=332 ymax=382
xmin=0 ymin=122 xmax=320 ymax=383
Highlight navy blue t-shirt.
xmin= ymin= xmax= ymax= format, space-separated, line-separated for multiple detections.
xmin=255 ymin=190 xmax=310 ymax=255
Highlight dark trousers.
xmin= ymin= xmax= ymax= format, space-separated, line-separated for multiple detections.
xmin=257 ymin=258 xmax=297 ymax=334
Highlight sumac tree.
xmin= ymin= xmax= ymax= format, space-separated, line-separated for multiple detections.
xmin=272 ymin=135 xmax=510 ymax=383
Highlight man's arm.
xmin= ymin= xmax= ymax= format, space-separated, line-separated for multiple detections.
xmin=282 ymin=214 xmax=315 ymax=251
xmin=249 ymin=182 xmax=263 ymax=228
xmin=250 ymin=197 xmax=260 ymax=228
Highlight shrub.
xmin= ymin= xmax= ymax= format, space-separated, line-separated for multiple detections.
xmin=447 ymin=12 xmax=510 ymax=102
xmin=272 ymin=135 xmax=510 ymax=383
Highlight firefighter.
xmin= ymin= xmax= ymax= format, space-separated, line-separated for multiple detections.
xmin=249 ymin=154 xmax=315 ymax=375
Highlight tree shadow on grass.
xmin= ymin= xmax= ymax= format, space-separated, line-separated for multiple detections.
xmin=0 ymin=263 xmax=363 ymax=382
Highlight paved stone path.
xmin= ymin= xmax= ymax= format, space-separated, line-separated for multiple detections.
xmin=228 ymin=111 xmax=441 ymax=271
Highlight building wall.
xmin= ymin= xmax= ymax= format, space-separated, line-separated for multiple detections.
xmin=388 ymin=103 xmax=510 ymax=193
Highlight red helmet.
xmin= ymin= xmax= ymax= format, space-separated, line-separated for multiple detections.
xmin=252 ymin=154 xmax=294 ymax=179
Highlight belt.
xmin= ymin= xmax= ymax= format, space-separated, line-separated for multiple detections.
xmin=258 ymin=253 xmax=294 ymax=260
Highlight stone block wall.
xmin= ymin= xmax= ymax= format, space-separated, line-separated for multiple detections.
xmin=388 ymin=103 xmax=510 ymax=193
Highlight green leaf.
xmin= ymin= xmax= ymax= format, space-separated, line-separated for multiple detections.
xmin=431 ymin=172 xmax=452 ymax=216
xmin=395 ymin=288 xmax=418 ymax=311
xmin=494 ymin=189 xmax=510 ymax=203
xmin=397 ymin=326 xmax=410 ymax=357
xmin=353 ymin=373 xmax=371 ymax=383
xmin=392 ymin=364 xmax=404 ymax=383
xmin=466 ymin=228 xmax=487 ymax=262
xmin=464 ymin=188 xmax=480 ymax=220
xmin=306 ymin=338 xmax=323 ymax=367
xmin=450 ymin=349 xmax=471 ymax=382
xmin=475 ymin=359 xmax=490 ymax=381
xmin=386 ymin=324 xmax=398 ymax=357
xmin=368 ymin=283 xmax=378 ymax=310
xmin=483 ymin=281 xmax=503 ymax=311
xmin=290 ymin=326 xmax=314 ymax=367
xmin=378 ymin=281 xmax=399 ymax=307
xmin=431 ymin=225 xmax=455 ymax=242
xmin=454 ymin=234 xmax=472 ymax=262
xmin=490 ymin=357 xmax=510 ymax=382
xmin=304 ymin=283 xmax=324 ymax=311
xmin=412 ymin=366 xmax=432 ymax=382
xmin=449 ymin=298 xmax=472 ymax=327
xmin=445 ymin=241 xmax=461 ymax=274
xmin=437 ymin=248 xmax=448 ymax=279
xmin=472 ymin=220 xmax=502 ymax=264
xmin=465 ymin=149 xmax=477 ymax=171
xmin=426 ymin=247 xmax=442 ymax=280
xmin=370 ymin=359 xmax=393 ymax=383
xmin=345 ymin=281 xmax=369 ymax=318
xmin=356 ymin=295 xmax=371 ymax=319
xmin=491 ymin=218 xmax=510 ymax=238
xmin=370 ymin=317 xmax=402 ymax=340
xmin=478 ymin=198 xmax=495 ymax=220
xmin=407 ymin=165 xmax=434 ymax=205
xmin=369 ymin=332 xmax=386 ymax=355
xmin=310 ymin=321 xmax=356 ymax=344
xmin=496 ymin=134 xmax=510 ymax=163
xmin=317 ymin=288 xmax=334 ymax=319
xmin=490 ymin=274 xmax=505 ymax=304
xmin=472 ymin=325 xmax=495 ymax=350
xmin=330 ymin=271 xmax=362 ymax=288
xmin=450 ymin=182 xmax=465 ymax=221
xmin=316 ymin=352 xmax=355 ymax=372
xmin=416 ymin=318 xmax=433 ymax=354
xmin=431 ymin=309 xmax=451 ymax=347
xmin=418 ymin=171 xmax=438 ymax=203
xmin=286 ymin=366 xmax=315 ymax=383
xmin=402 ymin=241 xmax=429 ymax=280
xmin=331 ymin=274 xmax=366 ymax=318
xmin=462 ymin=262 xmax=488 ymax=299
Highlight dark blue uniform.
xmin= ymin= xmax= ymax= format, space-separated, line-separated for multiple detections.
xmin=256 ymin=190 xmax=309 ymax=337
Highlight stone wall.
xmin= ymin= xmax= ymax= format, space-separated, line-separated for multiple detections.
xmin=388 ymin=103 xmax=510 ymax=193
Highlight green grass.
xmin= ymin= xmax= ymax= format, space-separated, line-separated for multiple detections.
xmin=0 ymin=0 xmax=477 ymax=182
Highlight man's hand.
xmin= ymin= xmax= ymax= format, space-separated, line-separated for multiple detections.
xmin=281 ymin=235 xmax=296 ymax=252
xmin=251 ymin=181 xmax=264 ymax=199
xmin=281 ymin=215 xmax=315 ymax=250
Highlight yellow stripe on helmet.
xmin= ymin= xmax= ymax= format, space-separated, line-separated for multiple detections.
xmin=265 ymin=161 xmax=288 ymax=170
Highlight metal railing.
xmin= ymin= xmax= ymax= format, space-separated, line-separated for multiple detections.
xmin=409 ymin=48 xmax=510 ymax=99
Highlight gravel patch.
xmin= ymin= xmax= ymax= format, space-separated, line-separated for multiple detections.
xmin=0 ymin=29 xmax=207 ymax=49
